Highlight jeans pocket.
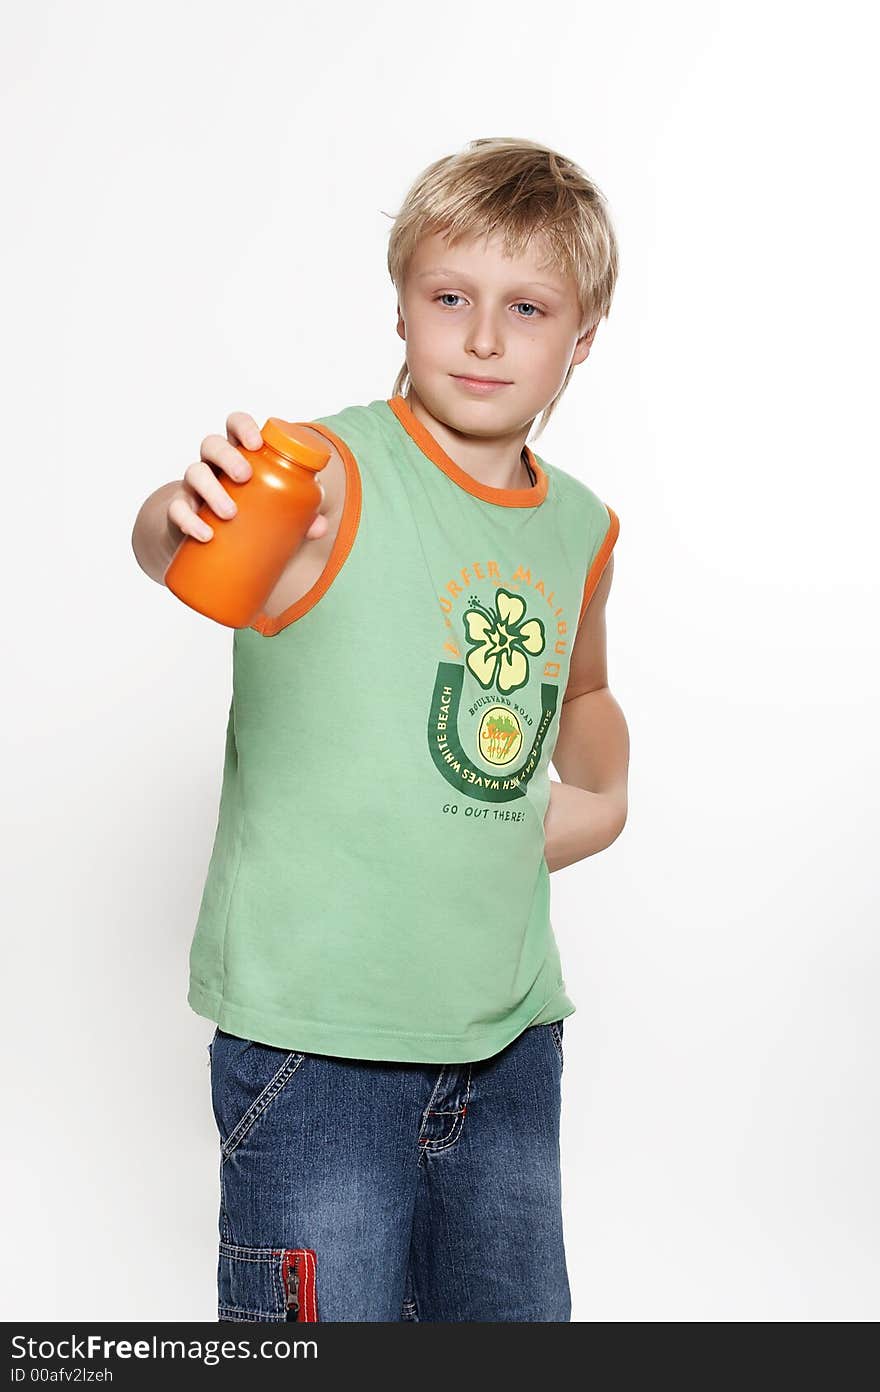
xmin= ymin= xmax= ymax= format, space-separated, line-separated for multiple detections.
xmin=218 ymin=1243 xmax=317 ymax=1323
xmin=548 ymin=1019 xmax=564 ymax=1071
xmin=209 ymin=1028 xmax=305 ymax=1162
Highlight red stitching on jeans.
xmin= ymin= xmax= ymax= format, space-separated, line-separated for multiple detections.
xmin=303 ymin=1250 xmax=317 ymax=1322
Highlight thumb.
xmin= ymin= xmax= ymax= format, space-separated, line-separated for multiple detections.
xmin=305 ymin=512 xmax=329 ymax=540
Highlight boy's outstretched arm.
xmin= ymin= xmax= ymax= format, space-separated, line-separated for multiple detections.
xmin=544 ymin=554 xmax=629 ymax=872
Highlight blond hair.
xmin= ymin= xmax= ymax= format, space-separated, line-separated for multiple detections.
xmin=382 ymin=137 xmax=618 ymax=440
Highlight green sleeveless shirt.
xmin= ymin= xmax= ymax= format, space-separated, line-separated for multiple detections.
xmin=187 ymin=394 xmax=619 ymax=1063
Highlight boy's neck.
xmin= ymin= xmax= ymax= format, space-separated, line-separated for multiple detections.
xmin=403 ymin=387 xmax=536 ymax=491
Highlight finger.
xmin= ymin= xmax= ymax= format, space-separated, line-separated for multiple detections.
xmin=183 ymin=459 xmax=240 ymax=519
xmin=305 ymin=513 xmax=328 ymax=540
xmin=168 ymin=491 xmax=215 ymax=541
xmin=198 ymin=433 xmax=253 ymax=482
xmin=226 ymin=412 xmax=263 ymax=452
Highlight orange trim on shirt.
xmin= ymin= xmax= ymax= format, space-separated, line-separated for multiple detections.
xmin=577 ymin=506 xmax=619 ymax=626
xmin=249 ymin=422 xmax=363 ymax=638
xmin=387 ymin=395 xmax=548 ymax=508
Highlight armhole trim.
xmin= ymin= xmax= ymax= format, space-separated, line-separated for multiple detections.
xmin=577 ymin=505 xmax=619 ymax=627
xmin=249 ymin=421 xmax=363 ymax=637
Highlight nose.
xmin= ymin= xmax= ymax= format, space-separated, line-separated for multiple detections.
xmin=463 ymin=305 xmax=506 ymax=360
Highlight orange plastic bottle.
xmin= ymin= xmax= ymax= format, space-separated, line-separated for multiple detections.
xmin=164 ymin=418 xmax=331 ymax=629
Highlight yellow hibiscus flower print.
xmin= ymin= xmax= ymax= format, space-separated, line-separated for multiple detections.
xmin=463 ymin=587 xmax=546 ymax=694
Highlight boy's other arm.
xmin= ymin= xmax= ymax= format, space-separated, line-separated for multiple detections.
xmin=544 ymin=553 xmax=629 ymax=872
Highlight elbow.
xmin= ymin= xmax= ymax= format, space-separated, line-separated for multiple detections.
xmin=608 ymin=805 xmax=627 ymax=847
xmin=601 ymin=789 xmax=628 ymax=849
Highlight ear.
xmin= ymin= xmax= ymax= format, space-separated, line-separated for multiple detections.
xmin=396 ymin=303 xmax=406 ymax=342
xmin=571 ymin=319 xmax=599 ymax=367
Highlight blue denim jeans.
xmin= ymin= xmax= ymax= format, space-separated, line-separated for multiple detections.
xmin=207 ymin=1017 xmax=569 ymax=1322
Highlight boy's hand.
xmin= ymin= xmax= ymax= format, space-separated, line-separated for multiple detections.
xmin=167 ymin=411 xmax=329 ymax=543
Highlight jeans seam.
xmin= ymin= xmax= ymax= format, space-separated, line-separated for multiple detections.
xmin=418 ymin=1065 xmax=473 ymax=1156
xmin=219 ymin=1050 xmax=306 ymax=1163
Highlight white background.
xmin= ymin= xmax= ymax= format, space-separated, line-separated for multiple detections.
xmin=3 ymin=0 xmax=877 ymax=1322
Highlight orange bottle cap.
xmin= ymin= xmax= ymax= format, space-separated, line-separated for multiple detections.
xmin=260 ymin=419 xmax=331 ymax=472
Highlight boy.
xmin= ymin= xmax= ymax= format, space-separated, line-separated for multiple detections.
xmin=131 ymin=136 xmax=629 ymax=1322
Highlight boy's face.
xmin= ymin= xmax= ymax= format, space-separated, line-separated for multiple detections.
xmin=397 ymin=229 xmax=598 ymax=434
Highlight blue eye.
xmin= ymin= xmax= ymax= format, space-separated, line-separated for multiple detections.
xmin=434 ymin=294 xmax=544 ymax=318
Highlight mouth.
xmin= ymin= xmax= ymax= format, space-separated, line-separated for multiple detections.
xmin=451 ymin=374 xmax=512 ymax=393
